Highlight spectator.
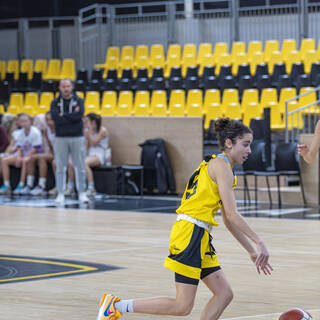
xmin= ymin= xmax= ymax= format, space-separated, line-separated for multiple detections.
xmin=83 ymin=113 xmax=110 ymax=195
xmin=0 ymin=124 xmax=9 ymax=154
xmin=0 ymin=113 xmax=42 ymax=195
xmin=50 ymin=78 xmax=89 ymax=203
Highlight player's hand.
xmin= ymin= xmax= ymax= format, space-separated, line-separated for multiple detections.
xmin=253 ymin=241 xmax=273 ymax=275
xmin=297 ymin=144 xmax=309 ymax=157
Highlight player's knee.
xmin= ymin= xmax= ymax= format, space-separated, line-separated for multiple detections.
xmin=174 ymin=301 xmax=194 ymax=316
xmin=220 ymin=287 xmax=233 ymax=306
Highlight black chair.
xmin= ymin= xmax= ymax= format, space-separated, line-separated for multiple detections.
xmin=135 ymin=77 xmax=150 ymax=91
xmin=103 ymin=78 xmax=117 ymax=91
xmin=186 ymin=66 xmax=199 ymax=78
xmin=118 ymin=78 xmax=133 ymax=91
xmin=256 ymin=75 xmax=272 ymax=95
xmin=77 ymin=68 xmax=88 ymax=84
xmin=309 ymin=62 xmax=320 ymax=87
xmin=274 ymin=142 xmax=306 ymax=207
xmin=237 ymin=64 xmax=251 ymax=81
xmin=272 ymin=63 xmax=286 ymax=86
xmin=136 ymin=68 xmax=148 ymax=80
xmin=254 ymin=63 xmax=269 ymax=84
xmin=290 ymin=63 xmax=305 ymax=87
xmin=168 ymin=76 xmax=183 ymax=91
xmin=151 ymin=67 xmax=164 ymax=80
xmin=150 ymin=77 xmax=166 ymax=91
xmin=106 ymin=69 xmax=118 ymax=81
xmin=185 ymin=76 xmax=199 ymax=91
xmin=202 ymin=66 xmax=215 ymax=79
xmin=75 ymin=79 xmax=86 ymax=92
xmin=219 ymin=75 xmax=236 ymax=90
xmin=4 ymin=72 xmax=15 ymax=87
xmin=169 ymin=66 xmax=182 ymax=80
xmin=30 ymin=71 xmax=42 ymax=91
xmin=242 ymin=140 xmax=273 ymax=206
xmin=91 ymin=68 xmax=104 ymax=82
xmin=296 ymin=74 xmax=311 ymax=93
xmin=41 ymin=80 xmax=56 ymax=93
xmin=238 ymin=75 xmax=253 ymax=99
xmin=121 ymin=68 xmax=133 ymax=81
xmin=276 ymin=74 xmax=292 ymax=94
xmin=0 ymin=81 xmax=10 ymax=105
xmin=202 ymin=76 xmax=219 ymax=91
xmin=87 ymin=79 xmax=102 ymax=92
xmin=218 ymin=65 xmax=232 ymax=84
xmin=12 ymin=72 xmax=29 ymax=92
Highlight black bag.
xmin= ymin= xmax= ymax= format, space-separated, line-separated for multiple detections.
xmin=140 ymin=138 xmax=176 ymax=194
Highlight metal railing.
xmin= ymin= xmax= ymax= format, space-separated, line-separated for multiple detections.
xmin=285 ymin=86 xmax=320 ymax=143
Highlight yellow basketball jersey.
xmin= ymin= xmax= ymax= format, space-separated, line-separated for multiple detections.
xmin=176 ymin=154 xmax=237 ymax=226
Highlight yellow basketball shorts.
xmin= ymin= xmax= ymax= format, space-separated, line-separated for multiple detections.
xmin=164 ymin=219 xmax=220 ymax=280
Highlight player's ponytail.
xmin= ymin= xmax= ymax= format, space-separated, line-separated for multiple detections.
xmin=214 ymin=117 xmax=252 ymax=151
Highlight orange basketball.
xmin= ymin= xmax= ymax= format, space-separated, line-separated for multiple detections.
xmin=279 ymin=308 xmax=313 ymax=320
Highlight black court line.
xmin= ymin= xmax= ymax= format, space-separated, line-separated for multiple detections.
xmin=0 ymin=254 xmax=123 ymax=285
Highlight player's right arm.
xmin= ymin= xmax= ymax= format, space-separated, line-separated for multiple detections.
xmin=298 ymin=119 xmax=320 ymax=164
xmin=208 ymin=159 xmax=272 ymax=275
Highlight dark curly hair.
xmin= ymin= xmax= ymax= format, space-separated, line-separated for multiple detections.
xmin=86 ymin=112 xmax=102 ymax=131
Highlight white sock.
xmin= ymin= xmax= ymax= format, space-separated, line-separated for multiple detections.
xmin=114 ymin=300 xmax=134 ymax=314
xmin=27 ymin=175 xmax=35 ymax=188
xmin=4 ymin=181 xmax=10 ymax=188
xmin=39 ymin=178 xmax=46 ymax=189
xmin=67 ymin=181 xmax=74 ymax=190
xmin=88 ymin=181 xmax=95 ymax=190
xmin=18 ymin=181 xmax=25 ymax=187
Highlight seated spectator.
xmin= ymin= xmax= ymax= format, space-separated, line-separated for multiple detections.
xmin=0 ymin=113 xmax=42 ymax=195
xmin=83 ymin=113 xmax=110 ymax=195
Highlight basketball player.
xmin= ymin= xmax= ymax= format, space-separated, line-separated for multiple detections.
xmin=96 ymin=118 xmax=273 ymax=320
xmin=298 ymin=119 xmax=320 ymax=164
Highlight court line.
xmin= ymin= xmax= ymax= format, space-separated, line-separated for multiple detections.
xmin=221 ymin=308 xmax=320 ymax=320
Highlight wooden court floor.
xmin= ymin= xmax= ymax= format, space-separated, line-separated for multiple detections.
xmin=0 ymin=205 xmax=319 ymax=320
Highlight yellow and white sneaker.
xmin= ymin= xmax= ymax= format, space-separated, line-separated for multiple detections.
xmin=96 ymin=293 xmax=122 ymax=320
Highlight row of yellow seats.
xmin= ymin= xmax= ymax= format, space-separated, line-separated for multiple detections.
xmin=0 ymin=59 xmax=76 ymax=81
xmin=96 ymin=38 xmax=320 ymax=78
xmin=5 ymin=92 xmax=54 ymax=116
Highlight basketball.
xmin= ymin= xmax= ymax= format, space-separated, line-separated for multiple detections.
xmin=279 ymin=308 xmax=313 ymax=320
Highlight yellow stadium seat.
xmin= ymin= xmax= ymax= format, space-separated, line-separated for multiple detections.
xmin=34 ymin=59 xmax=47 ymax=75
xmin=269 ymin=102 xmax=285 ymax=130
xmin=224 ymin=102 xmax=242 ymax=120
xmin=0 ymin=61 xmax=6 ymax=80
xmin=281 ymin=39 xmax=297 ymax=61
xmin=133 ymin=91 xmax=150 ymax=116
xmin=119 ymin=56 xmax=134 ymax=77
xmin=95 ymin=46 xmax=120 ymax=69
xmin=101 ymin=91 xmax=117 ymax=116
xmin=242 ymin=101 xmax=262 ymax=126
xmin=199 ymin=53 xmax=214 ymax=77
xmin=287 ymin=100 xmax=304 ymax=130
xmin=121 ymin=45 xmax=134 ymax=60
xmin=204 ymin=89 xmax=221 ymax=130
xmin=231 ymin=41 xmax=246 ymax=63
xmin=0 ymin=104 xmax=4 ymax=114
xmin=150 ymin=44 xmax=164 ymax=62
xmin=182 ymin=54 xmax=197 ymax=78
xmin=232 ymin=52 xmax=248 ymax=76
xmin=76 ymin=91 xmax=85 ymax=99
xmin=279 ymin=87 xmax=297 ymax=115
xmin=241 ymin=89 xmax=259 ymax=114
xmin=117 ymin=91 xmax=133 ymax=116
xmin=300 ymin=38 xmax=315 ymax=60
xmin=182 ymin=44 xmax=197 ymax=61
xmin=212 ymin=42 xmax=228 ymax=65
xmin=299 ymin=87 xmax=319 ymax=116
xmin=165 ymin=54 xmax=181 ymax=78
xmin=7 ymin=92 xmax=23 ymax=114
xmin=285 ymin=50 xmax=301 ymax=74
xmin=221 ymin=89 xmax=239 ymax=114
xmin=59 ymin=59 xmax=76 ymax=81
xmin=135 ymin=45 xmax=149 ymax=61
xmin=103 ymin=56 xmax=118 ymax=77
xmin=22 ymin=92 xmax=38 ymax=116
xmin=38 ymin=92 xmax=54 ymax=114
xmin=43 ymin=59 xmax=61 ymax=81
xmin=151 ymin=90 xmax=167 ymax=116
xmin=268 ymin=51 xmax=283 ymax=75
xmin=135 ymin=55 xmax=150 ymax=71
xmin=168 ymin=90 xmax=185 ymax=116
xmin=247 ymin=41 xmax=263 ymax=62
xmin=249 ymin=51 xmax=264 ymax=75
xmin=151 ymin=55 xmax=165 ymax=70
xmin=167 ymin=44 xmax=181 ymax=60
xmin=317 ymin=39 xmax=320 ymax=59
xmin=186 ymin=89 xmax=203 ymax=117
xmin=197 ymin=43 xmax=212 ymax=65
xmin=215 ymin=53 xmax=232 ymax=76
xmin=7 ymin=60 xmax=19 ymax=80
xmin=260 ymin=88 xmax=278 ymax=110
xmin=303 ymin=50 xmax=318 ymax=74
xmin=84 ymin=91 xmax=100 ymax=115
xmin=20 ymin=59 xmax=33 ymax=80
xmin=264 ymin=40 xmax=280 ymax=63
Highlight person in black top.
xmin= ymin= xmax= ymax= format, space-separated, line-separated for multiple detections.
xmin=50 ymin=78 xmax=89 ymax=204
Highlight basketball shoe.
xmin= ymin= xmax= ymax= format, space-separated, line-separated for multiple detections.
xmin=96 ymin=293 xmax=122 ymax=320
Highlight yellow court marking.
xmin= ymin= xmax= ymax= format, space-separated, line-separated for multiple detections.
xmin=0 ymin=256 xmax=97 ymax=283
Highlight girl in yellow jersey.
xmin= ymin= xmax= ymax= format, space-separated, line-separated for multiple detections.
xmin=97 ymin=118 xmax=273 ymax=320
